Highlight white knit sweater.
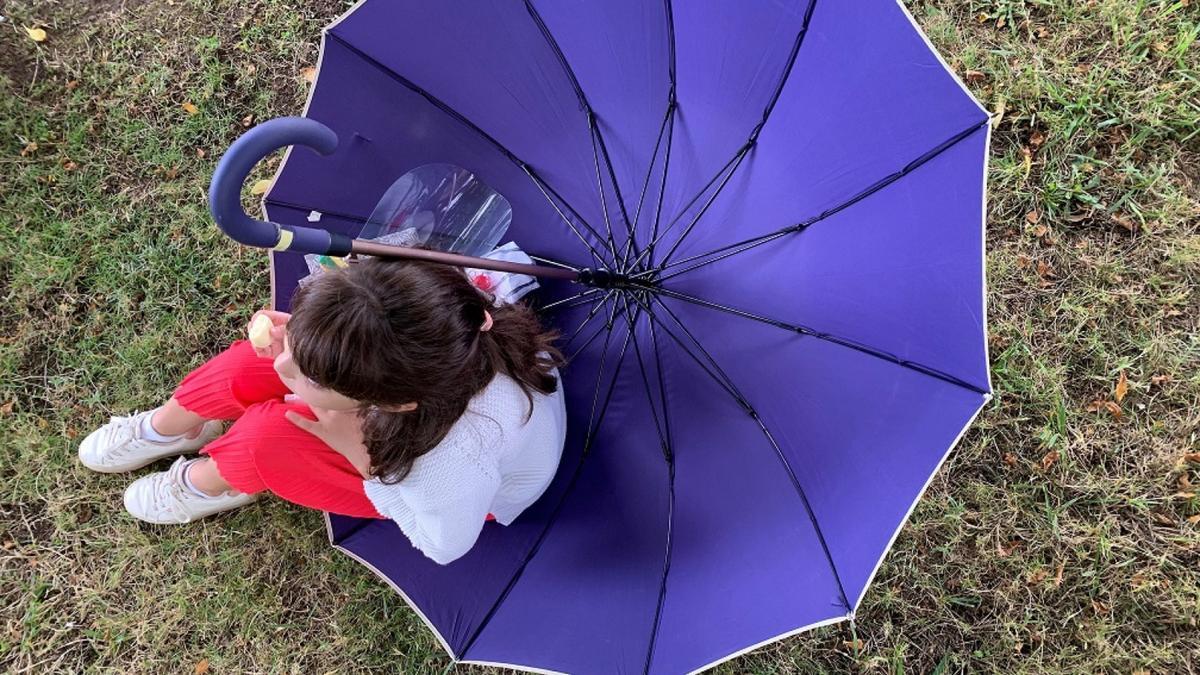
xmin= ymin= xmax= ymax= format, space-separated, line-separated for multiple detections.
xmin=362 ymin=370 xmax=567 ymax=565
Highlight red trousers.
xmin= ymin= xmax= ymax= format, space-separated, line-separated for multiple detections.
xmin=173 ymin=341 xmax=383 ymax=518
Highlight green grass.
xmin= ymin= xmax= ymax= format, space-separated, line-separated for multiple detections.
xmin=2 ymin=0 xmax=1198 ymax=672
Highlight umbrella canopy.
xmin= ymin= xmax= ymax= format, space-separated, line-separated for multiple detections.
xmin=257 ymin=1 xmax=992 ymax=672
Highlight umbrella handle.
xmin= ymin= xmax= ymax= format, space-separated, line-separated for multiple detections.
xmin=208 ymin=117 xmax=352 ymax=256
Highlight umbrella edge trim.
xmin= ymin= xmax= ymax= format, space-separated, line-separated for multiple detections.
xmin=893 ymin=0 xmax=989 ymax=117
xmin=851 ymin=392 xmax=992 ymax=612
xmin=681 ymin=615 xmax=850 ymax=675
xmin=323 ymin=513 xmax=461 ymax=662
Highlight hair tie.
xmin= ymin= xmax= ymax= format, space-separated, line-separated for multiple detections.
xmin=480 ymin=310 xmax=494 ymax=333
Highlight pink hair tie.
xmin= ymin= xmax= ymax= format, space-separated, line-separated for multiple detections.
xmin=480 ymin=310 xmax=494 ymax=332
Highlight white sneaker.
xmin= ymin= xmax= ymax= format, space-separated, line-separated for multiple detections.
xmin=124 ymin=457 xmax=258 ymax=524
xmin=78 ymin=410 xmax=222 ymax=473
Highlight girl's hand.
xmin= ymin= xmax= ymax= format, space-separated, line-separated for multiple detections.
xmin=246 ymin=309 xmax=290 ymax=359
xmin=285 ymin=405 xmax=373 ymax=479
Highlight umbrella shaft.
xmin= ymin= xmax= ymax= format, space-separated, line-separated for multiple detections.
xmin=350 ymin=239 xmax=580 ymax=282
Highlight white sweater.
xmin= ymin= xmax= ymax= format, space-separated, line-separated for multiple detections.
xmin=362 ymin=370 xmax=567 ymax=565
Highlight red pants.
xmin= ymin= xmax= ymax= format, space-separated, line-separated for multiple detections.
xmin=173 ymin=341 xmax=383 ymax=518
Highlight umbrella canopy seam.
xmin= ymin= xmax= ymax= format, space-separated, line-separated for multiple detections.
xmin=651 ymin=284 xmax=990 ymax=396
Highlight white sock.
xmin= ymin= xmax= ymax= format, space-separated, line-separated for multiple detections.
xmin=139 ymin=409 xmax=185 ymax=443
xmin=180 ymin=460 xmax=218 ymax=500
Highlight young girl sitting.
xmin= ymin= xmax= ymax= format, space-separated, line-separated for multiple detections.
xmin=78 ymin=258 xmax=567 ymax=565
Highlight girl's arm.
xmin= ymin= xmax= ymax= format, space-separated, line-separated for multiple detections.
xmin=284 ymin=406 xmax=372 ymax=477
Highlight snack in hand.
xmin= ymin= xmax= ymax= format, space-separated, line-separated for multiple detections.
xmin=248 ymin=313 xmax=274 ymax=349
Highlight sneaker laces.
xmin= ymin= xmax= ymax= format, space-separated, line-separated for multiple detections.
xmin=95 ymin=411 xmax=146 ymax=458
xmin=148 ymin=458 xmax=199 ymax=521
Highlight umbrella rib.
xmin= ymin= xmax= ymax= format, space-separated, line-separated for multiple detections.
xmin=566 ymin=296 xmax=628 ymax=359
xmin=645 ymin=103 xmax=677 ymax=273
xmin=617 ymin=295 xmax=669 ymax=456
xmin=649 ymin=285 xmax=990 ymax=396
xmin=654 ymin=144 xmax=753 ymax=267
xmin=560 ymin=292 xmax=618 ymax=353
xmin=528 ymin=254 xmax=581 ymax=272
xmin=646 ymin=294 xmax=852 ymax=614
xmin=649 ymin=117 xmax=991 ymax=281
xmin=523 ymin=0 xmax=635 ymax=255
xmin=460 ymin=316 xmax=635 ymax=659
xmin=588 ymin=120 xmax=622 ymax=261
xmin=633 ymin=0 xmax=819 ymax=271
xmin=628 ymin=143 xmax=744 ymax=272
xmin=619 ymin=99 xmax=676 ymax=270
xmin=628 ymin=294 xmax=747 ymax=415
xmin=520 ymin=164 xmax=611 ymax=266
xmin=324 ymin=31 xmax=610 ymax=267
xmin=630 ymin=293 xmax=677 ymax=675
xmin=539 ymin=287 xmax=604 ymax=313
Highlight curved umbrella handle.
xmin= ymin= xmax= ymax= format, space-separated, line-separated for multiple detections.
xmin=208 ymin=117 xmax=352 ymax=256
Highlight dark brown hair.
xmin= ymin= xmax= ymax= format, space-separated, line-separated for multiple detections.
xmin=286 ymin=256 xmax=562 ymax=483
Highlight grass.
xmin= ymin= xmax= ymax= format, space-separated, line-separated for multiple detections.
xmin=1 ymin=0 xmax=1198 ymax=672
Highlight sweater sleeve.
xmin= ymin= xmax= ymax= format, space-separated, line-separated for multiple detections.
xmin=362 ymin=420 xmax=502 ymax=565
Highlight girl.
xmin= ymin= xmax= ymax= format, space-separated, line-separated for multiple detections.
xmin=78 ymin=258 xmax=567 ymax=565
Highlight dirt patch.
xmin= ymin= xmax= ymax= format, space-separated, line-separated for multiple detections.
xmin=1 ymin=0 xmax=151 ymax=88
xmin=0 ymin=501 xmax=54 ymax=546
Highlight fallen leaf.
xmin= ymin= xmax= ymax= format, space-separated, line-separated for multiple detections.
xmin=1115 ymin=371 xmax=1129 ymax=403
xmin=1027 ymin=568 xmax=1049 ymax=585
xmin=250 ymin=179 xmax=271 ymax=195
xmin=1053 ymin=561 xmax=1065 ymax=587
xmin=301 ymin=66 xmax=317 ymax=83
xmin=0 ymin=400 xmax=14 ymax=416
xmin=965 ymin=70 xmax=986 ymax=83
xmin=1111 ymin=213 xmax=1136 ymax=232
xmin=1040 ymin=450 xmax=1060 ymax=471
xmin=194 ymin=658 xmax=210 ymax=675
xmin=1182 ymin=453 xmax=1200 ymax=464
xmin=997 ymin=539 xmax=1022 ymax=557
xmin=1151 ymin=374 xmax=1170 ymax=386
xmin=1026 ymin=210 xmax=1041 ymax=224
xmin=25 ymin=26 xmax=48 ymax=42
xmin=182 ymin=102 xmax=199 ymax=115
xmin=1066 ymin=211 xmax=1090 ymax=223
xmin=196 ymin=148 xmax=207 ymax=158
xmin=62 ymin=160 xmax=78 ymax=171
xmin=65 ymin=80 xmax=79 ymax=90
xmin=240 ymin=114 xmax=255 ymax=127
xmin=843 ymin=639 xmax=864 ymax=651
xmin=1173 ymin=492 xmax=1196 ymax=500
xmin=992 ymin=97 xmax=1007 ymax=126
xmin=1104 ymin=400 xmax=1122 ymax=420
xmin=20 ymin=141 xmax=38 ymax=157
xmin=163 ymin=166 xmax=179 ymax=181
xmin=1029 ymin=129 xmax=1046 ymax=147
xmin=1016 ymin=255 xmax=1031 ymax=269
xmin=1187 ymin=515 xmax=1200 ymax=525
xmin=1004 ymin=452 xmax=1018 ymax=467
xmin=1036 ymin=260 xmax=1055 ymax=279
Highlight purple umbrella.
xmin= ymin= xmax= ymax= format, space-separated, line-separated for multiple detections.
xmin=210 ymin=1 xmax=992 ymax=671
